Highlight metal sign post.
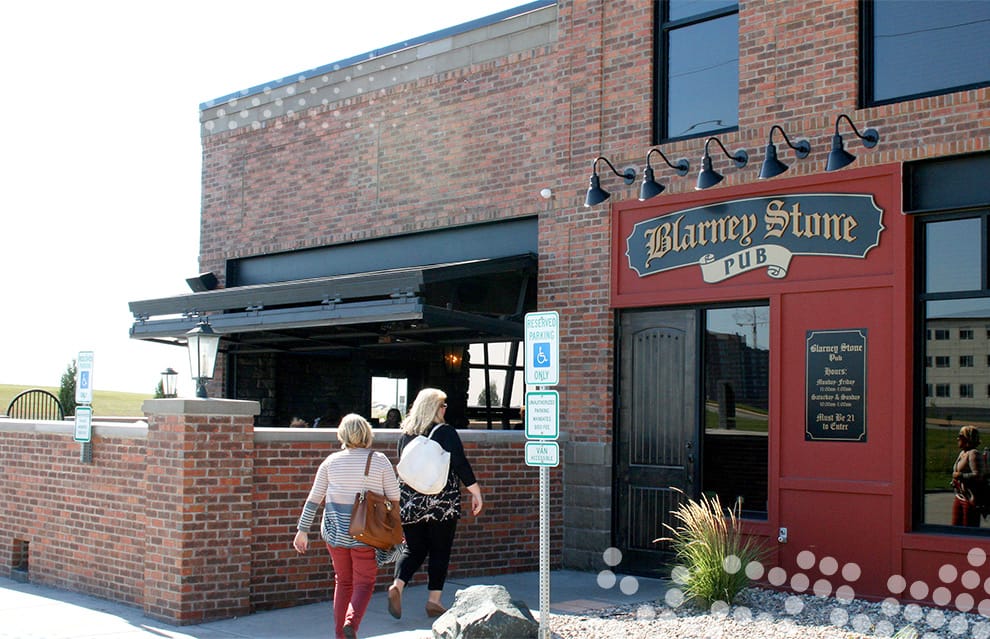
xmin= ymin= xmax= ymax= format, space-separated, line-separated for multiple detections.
xmin=523 ymin=312 xmax=560 ymax=639
xmin=76 ymin=351 xmax=95 ymax=463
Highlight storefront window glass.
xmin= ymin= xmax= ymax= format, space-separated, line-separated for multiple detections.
xmin=703 ymin=306 xmax=769 ymax=518
xmin=866 ymin=1 xmax=990 ymax=105
xmin=920 ymin=213 xmax=990 ymax=530
xmin=925 ymin=217 xmax=981 ymax=292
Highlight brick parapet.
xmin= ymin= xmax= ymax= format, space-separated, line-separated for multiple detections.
xmin=0 ymin=415 xmax=553 ymax=621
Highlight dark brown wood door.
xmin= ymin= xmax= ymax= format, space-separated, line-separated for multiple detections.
xmin=615 ymin=309 xmax=698 ymax=574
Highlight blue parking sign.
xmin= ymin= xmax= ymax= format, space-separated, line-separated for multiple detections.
xmin=533 ymin=342 xmax=551 ymax=368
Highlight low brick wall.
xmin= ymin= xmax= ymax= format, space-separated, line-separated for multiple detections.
xmin=0 ymin=400 xmax=560 ymax=624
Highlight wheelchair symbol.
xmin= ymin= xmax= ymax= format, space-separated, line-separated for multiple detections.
xmin=533 ymin=342 xmax=551 ymax=368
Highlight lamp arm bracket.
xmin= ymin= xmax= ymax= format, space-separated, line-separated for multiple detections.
xmin=705 ymin=136 xmax=748 ymax=167
xmin=834 ymin=113 xmax=880 ymax=147
xmin=593 ymin=155 xmax=636 ymax=183
xmin=646 ymin=148 xmax=691 ymax=176
xmin=769 ymin=125 xmax=811 ymax=158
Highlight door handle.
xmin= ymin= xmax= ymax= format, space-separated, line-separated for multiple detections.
xmin=686 ymin=453 xmax=694 ymax=484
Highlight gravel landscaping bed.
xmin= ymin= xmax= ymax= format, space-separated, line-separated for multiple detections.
xmin=547 ymin=586 xmax=990 ymax=639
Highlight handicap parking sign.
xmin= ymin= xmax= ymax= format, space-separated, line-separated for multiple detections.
xmin=524 ymin=312 xmax=558 ymax=386
xmin=533 ymin=342 xmax=551 ymax=368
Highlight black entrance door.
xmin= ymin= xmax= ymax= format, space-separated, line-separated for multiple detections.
xmin=615 ymin=309 xmax=698 ymax=574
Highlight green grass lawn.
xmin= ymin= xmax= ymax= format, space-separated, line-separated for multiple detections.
xmin=0 ymin=384 xmax=152 ymax=418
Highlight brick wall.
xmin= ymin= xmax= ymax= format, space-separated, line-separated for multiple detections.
xmin=0 ymin=402 xmax=556 ymax=623
xmin=192 ymin=0 xmax=990 ymax=576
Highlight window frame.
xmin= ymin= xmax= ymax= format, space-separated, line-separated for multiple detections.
xmin=914 ymin=207 xmax=990 ymax=533
xmin=860 ymin=0 xmax=990 ymax=107
xmin=654 ymin=1 xmax=739 ymax=143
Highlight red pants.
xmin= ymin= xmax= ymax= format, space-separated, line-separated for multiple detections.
xmin=328 ymin=544 xmax=378 ymax=639
xmin=952 ymin=497 xmax=980 ymax=527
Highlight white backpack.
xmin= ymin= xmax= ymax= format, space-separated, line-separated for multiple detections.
xmin=396 ymin=424 xmax=451 ymax=494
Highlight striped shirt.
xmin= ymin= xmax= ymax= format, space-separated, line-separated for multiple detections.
xmin=296 ymin=448 xmax=401 ymax=548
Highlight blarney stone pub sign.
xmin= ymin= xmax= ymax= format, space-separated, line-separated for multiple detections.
xmin=625 ymin=194 xmax=884 ymax=282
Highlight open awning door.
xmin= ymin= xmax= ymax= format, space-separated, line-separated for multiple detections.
xmin=128 ymin=254 xmax=536 ymax=354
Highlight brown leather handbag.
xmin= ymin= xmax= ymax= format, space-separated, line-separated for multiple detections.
xmin=348 ymin=450 xmax=403 ymax=550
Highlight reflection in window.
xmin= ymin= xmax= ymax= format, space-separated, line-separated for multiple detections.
xmin=925 ymin=217 xmax=982 ymax=293
xmin=702 ymin=305 xmax=769 ymax=518
xmin=866 ymin=1 xmax=990 ymax=105
xmin=467 ymin=342 xmax=524 ymax=429
xmin=657 ymin=2 xmax=738 ymax=140
xmin=919 ymin=212 xmax=990 ymax=530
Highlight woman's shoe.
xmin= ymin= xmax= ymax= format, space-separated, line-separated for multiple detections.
xmin=387 ymin=585 xmax=402 ymax=619
xmin=425 ymin=601 xmax=447 ymax=618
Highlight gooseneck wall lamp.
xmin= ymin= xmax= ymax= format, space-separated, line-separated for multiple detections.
xmin=696 ymin=136 xmax=749 ymax=190
xmin=639 ymin=148 xmax=690 ymax=201
xmin=826 ymin=113 xmax=880 ymax=172
xmin=584 ymin=156 xmax=636 ymax=207
xmin=759 ymin=125 xmax=811 ymax=179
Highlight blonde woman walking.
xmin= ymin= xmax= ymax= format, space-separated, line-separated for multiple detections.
xmin=294 ymin=414 xmax=400 ymax=639
xmin=387 ymin=388 xmax=483 ymax=619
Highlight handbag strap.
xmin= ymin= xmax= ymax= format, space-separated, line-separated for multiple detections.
xmin=428 ymin=423 xmax=443 ymax=440
xmin=358 ymin=449 xmax=374 ymax=498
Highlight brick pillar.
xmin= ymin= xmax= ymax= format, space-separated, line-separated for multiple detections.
xmin=141 ymin=398 xmax=259 ymax=624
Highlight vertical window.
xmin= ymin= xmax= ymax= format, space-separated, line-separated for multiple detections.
xmin=703 ymin=305 xmax=769 ymax=519
xmin=863 ymin=0 xmax=990 ymax=106
xmin=657 ymin=1 xmax=738 ymax=141
xmin=918 ymin=212 xmax=990 ymax=529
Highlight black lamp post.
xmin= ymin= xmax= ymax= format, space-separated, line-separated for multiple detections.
xmin=160 ymin=368 xmax=178 ymax=398
xmin=186 ymin=319 xmax=220 ymax=398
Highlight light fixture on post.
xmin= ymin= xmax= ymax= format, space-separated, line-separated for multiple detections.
xmin=825 ymin=113 xmax=880 ymax=172
xmin=186 ymin=319 xmax=220 ymax=399
xmin=442 ymin=345 xmax=464 ymax=375
xmin=639 ymin=148 xmax=690 ymax=201
xmin=696 ymin=136 xmax=749 ymax=189
xmin=584 ymin=156 xmax=636 ymax=207
xmin=160 ymin=367 xmax=178 ymax=398
xmin=759 ymin=125 xmax=811 ymax=179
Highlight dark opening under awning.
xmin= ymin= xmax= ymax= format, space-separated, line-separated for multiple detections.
xmin=129 ymin=254 xmax=537 ymax=354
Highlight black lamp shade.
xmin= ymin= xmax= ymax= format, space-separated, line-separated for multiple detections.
xmin=759 ymin=143 xmax=789 ymax=179
xmin=584 ymin=173 xmax=610 ymax=207
xmin=639 ymin=166 xmax=665 ymax=200
xmin=825 ymin=133 xmax=856 ymax=172
xmin=696 ymin=154 xmax=723 ymax=190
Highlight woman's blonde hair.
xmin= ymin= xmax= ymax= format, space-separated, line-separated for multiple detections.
xmin=959 ymin=425 xmax=981 ymax=449
xmin=400 ymin=388 xmax=446 ymax=436
xmin=337 ymin=413 xmax=374 ymax=449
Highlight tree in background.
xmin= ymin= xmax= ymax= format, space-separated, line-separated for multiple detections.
xmin=59 ymin=360 xmax=77 ymax=416
xmin=154 ymin=380 xmax=166 ymax=398
xmin=476 ymin=382 xmax=500 ymax=407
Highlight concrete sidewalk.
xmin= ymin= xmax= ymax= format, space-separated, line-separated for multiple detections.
xmin=0 ymin=570 xmax=669 ymax=639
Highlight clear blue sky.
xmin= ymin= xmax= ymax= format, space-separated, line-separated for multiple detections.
xmin=0 ymin=0 xmax=527 ymax=396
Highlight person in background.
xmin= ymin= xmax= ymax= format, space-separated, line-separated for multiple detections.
xmin=382 ymin=408 xmax=402 ymax=429
xmin=387 ymin=388 xmax=483 ymax=620
xmin=289 ymin=417 xmax=309 ymax=428
xmin=294 ymin=414 xmax=400 ymax=639
xmin=951 ymin=424 xmax=986 ymax=527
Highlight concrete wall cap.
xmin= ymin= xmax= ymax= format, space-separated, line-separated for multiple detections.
xmin=142 ymin=398 xmax=261 ymax=417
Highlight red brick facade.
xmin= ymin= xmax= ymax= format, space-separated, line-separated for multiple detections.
xmin=0 ymin=402 xmax=557 ymax=623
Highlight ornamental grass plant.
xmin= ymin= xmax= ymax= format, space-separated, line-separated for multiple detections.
xmin=655 ymin=490 xmax=768 ymax=607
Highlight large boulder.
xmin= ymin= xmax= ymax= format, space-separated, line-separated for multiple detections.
xmin=432 ymin=584 xmax=539 ymax=639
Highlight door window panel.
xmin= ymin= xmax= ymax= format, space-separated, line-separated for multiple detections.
xmin=703 ymin=306 xmax=770 ymax=518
